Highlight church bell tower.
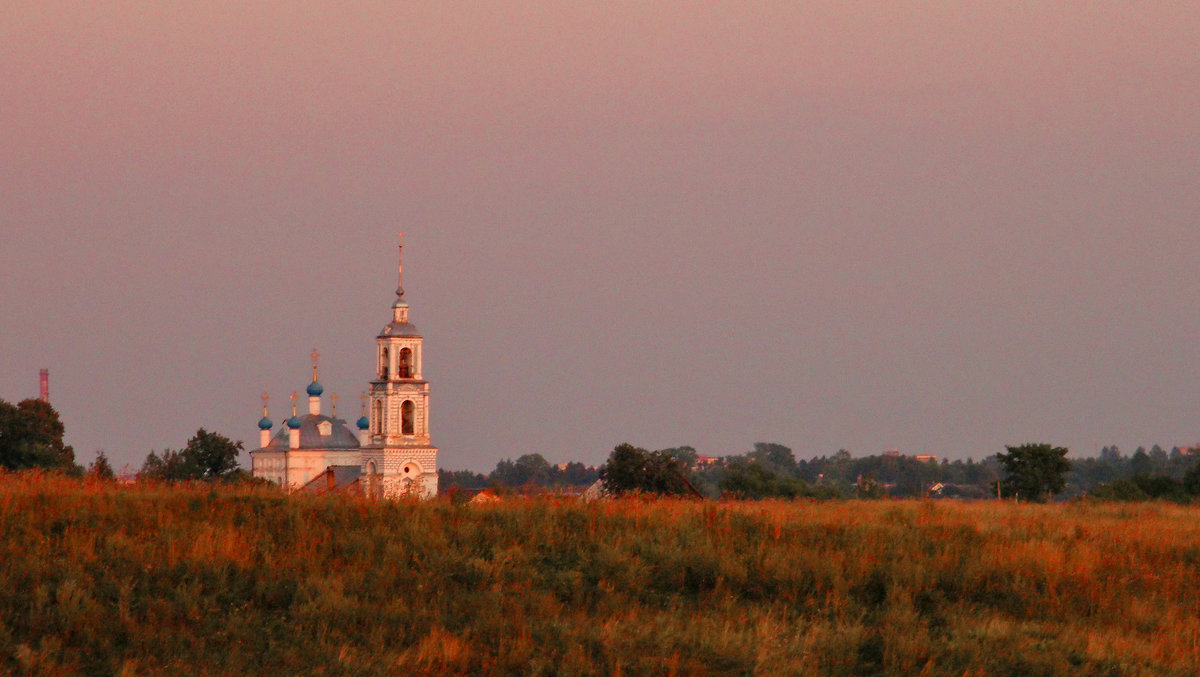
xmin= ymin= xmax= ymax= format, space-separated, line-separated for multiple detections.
xmin=363 ymin=233 xmax=438 ymax=497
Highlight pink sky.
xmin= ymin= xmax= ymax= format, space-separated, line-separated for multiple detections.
xmin=3 ymin=2 xmax=1199 ymax=471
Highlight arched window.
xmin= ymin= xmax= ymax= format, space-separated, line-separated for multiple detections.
xmin=398 ymin=348 xmax=413 ymax=378
xmin=401 ymin=400 xmax=414 ymax=435
xmin=372 ymin=400 xmax=384 ymax=435
xmin=366 ymin=460 xmax=380 ymax=499
xmin=380 ymin=348 xmax=389 ymax=379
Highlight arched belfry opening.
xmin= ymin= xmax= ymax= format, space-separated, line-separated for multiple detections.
xmin=380 ymin=347 xmax=389 ymax=379
xmin=398 ymin=348 xmax=413 ymax=378
xmin=401 ymin=400 xmax=415 ymax=435
xmin=373 ymin=400 xmax=384 ymax=435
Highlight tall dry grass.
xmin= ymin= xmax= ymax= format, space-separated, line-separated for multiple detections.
xmin=1 ymin=471 xmax=1197 ymax=675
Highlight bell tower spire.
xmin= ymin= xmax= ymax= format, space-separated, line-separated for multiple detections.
xmin=395 ymin=232 xmax=404 ymax=300
xmin=392 ymin=233 xmax=409 ymax=325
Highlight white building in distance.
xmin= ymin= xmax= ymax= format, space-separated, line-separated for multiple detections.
xmin=250 ymin=235 xmax=439 ymax=498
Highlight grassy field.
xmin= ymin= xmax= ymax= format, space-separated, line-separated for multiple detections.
xmin=1 ymin=472 xmax=1198 ymax=676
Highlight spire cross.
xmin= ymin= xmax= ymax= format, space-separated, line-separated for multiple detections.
xmin=396 ymin=232 xmax=404 ymax=299
xmin=360 ymin=392 xmax=368 ymax=416
xmin=261 ymin=392 xmax=269 ymax=416
xmin=331 ymin=393 xmax=339 ymax=417
xmin=310 ymin=348 xmax=320 ymax=381
xmin=290 ymin=390 xmax=298 ymax=416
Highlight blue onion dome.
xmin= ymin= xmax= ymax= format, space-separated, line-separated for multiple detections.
xmin=286 ymin=416 xmax=302 ymax=430
xmin=356 ymin=415 xmax=370 ymax=430
xmin=306 ymin=380 xmax=324 ymax=396
xmin=257 ymin=416 xmax=273 ymax=430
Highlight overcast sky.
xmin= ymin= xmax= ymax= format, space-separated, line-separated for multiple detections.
xmin=3 ymin=2 xmax=1199 ymax=472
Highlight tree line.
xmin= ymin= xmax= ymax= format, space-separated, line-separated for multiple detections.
xmin=442 ymin=440 xmax=1200 ymax=503
xmin=7 ymin=396 xmax=1200 ymax=501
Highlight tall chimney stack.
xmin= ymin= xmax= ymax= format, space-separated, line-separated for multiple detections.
xmin=39 ymin=369 xmax=49 ymax=403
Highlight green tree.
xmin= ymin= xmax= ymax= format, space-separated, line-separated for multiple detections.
xmin=0 ymin=398 xmax=78 ymax=472
xmin=139 ymin=449 xmax=200 ymax=481
xmin=186 ymin=429 xmax=243 ymax=479
xmin=439 ymin=469 xmax=488 ymax=492
xmin=1148 ymin=444 xmax=1169 ymax=474
xmin=719 ymin=460 xmax=813 ymax=499
xmin=996 ymin=443 xmax=1071 ymax=502
xmin=659 ymin=446 xmax=699 ymax=468
xmin=488 ymin=453 xmax=553 ymax=487
xmin=1130 ymin=447 xmax=1152 ymax=476
xmin=88 ymin=451 xmax=116 ymax=480
xmin=139 ymin=429 xmax=243 ymax=482
xmin=1183 ymin=462 xmax=1200 ymax=497
xmin=746 ymin=443 xmax=798 ymax=476
xmin=557 ymin=461 xmax=598 ymax=486
xmin=598 ymin=443 xmax=697 ymax=497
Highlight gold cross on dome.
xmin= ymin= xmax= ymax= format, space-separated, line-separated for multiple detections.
xmin=310 ymin=349 xmax=320 ymax=380
xmin=331 ymin=393 xmax=339 ymax=417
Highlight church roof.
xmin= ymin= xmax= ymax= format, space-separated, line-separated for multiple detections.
xmin=260 ymin=414 xmax=361 ymax=451
xmin=378 ymin=320 xmax=420 ymax=337
xmin=299 ymin=465 xmax=363 ymax=493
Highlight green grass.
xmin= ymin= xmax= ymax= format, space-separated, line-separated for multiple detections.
xmin=1 ymin=472 xmax=1198 ymax=675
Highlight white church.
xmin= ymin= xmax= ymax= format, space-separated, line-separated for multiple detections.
xmin=250 ymin=235 xmax=438 ymax=498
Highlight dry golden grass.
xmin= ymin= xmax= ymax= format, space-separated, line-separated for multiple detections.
xmin=1 ymin=471 xmax=1198 ymax=675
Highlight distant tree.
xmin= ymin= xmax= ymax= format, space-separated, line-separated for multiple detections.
xmin=1184 ymin=462 xmax=1200 ymax=497
xmin=1088 ymin=478 xmax=1149 ymax=502
xmin=747 ymin=443 xmax=798 ymax=476
xmin=139 ymin=451 xmax=165 ymax=479
xmin=138 ymin=429 xmax=243 ymax=482
xmin=88 ymin=451 xmax=116 ymax=480
xmin=487 ymin=458 xmax=519 ymax=486
xmin=996 ymin=443 xmax=1071 ymax=502
xmin=186 ymin=429 xmax=243 ymax=479
xmin=855 ymin=472 xmax=886 ymax=500
xmin=140 ymin=449 xmax=199 ymax=481
xmin=439 ymin=469 xmax=488 ymax=492
xmin=1091 ymin=474 xmax=1188 ymax=503
xmin=1148 ymin=445 xmax=1169 ymax=473
xmin=720 ymin=461 xmax=783 ymax=499
xmin=1130 ymin=447 xmax=1152 ymax=476
xmin=659 ymin=446 xmax=699 ymax=468
xmin=514 ymin=453 xmax=552 ymax=485
xmin=557 ymin=461 xmax=598 ymax=486
xmin=0 ymin=398 xmax=79 ymax=472
xmin=598 ymin=443 xmax=697 ymax=497
xmin=488 ymin=453 xmax=553 ymax=487
xmin=720 ymin=460 xmax=815 ymax=499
